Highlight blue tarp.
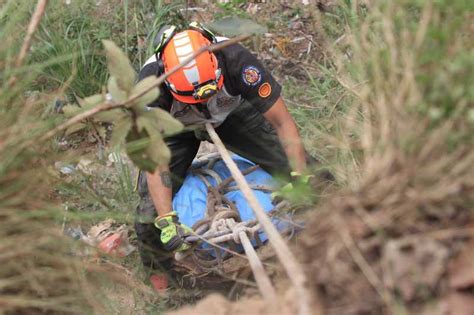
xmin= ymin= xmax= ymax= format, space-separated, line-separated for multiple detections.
xmin=173 ymin=155 xmax=276 ymax=229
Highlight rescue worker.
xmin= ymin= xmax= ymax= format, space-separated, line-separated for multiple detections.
xmin=135 ymin=23 xmax=319 ymax=271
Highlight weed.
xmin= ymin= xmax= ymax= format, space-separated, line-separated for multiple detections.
xmin=214 ymin=0 xmax=249 ymax=20
xmin=143 ymin=0 xmax=187 ymax=57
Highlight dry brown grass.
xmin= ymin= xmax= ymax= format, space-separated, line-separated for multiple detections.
xmin=298 ymin=1 xmax=473 ymax=314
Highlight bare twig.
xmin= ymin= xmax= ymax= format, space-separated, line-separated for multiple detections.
xmin=38 ymin=101 xmax=116 ymax=143
xmin=333 ymin=214 xmax=395 ymax=311
xmin=38 ymin=34 xmax=249 ymax=143
xmin=9 ymin=0 xmax=48 ymax=87
xmin=285 ymin=99 xmax=317 ymax=109
xmin=16 ymin=0 xmax=48 ymax=67
xmin=205 ymin=123 xmax=317 ymax=315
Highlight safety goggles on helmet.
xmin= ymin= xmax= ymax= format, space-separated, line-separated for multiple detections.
xmin=165 ymin=68 xmax=222 ymax=101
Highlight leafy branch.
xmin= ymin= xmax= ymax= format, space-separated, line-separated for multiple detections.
xmin=40 ymin=34 xmax=249 ymax=143
xmin=38 ymin=34 xmax=249 ymax=171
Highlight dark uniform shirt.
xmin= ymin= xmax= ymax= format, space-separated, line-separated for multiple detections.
xmin=138 ymin=41 xmax=282 ymax=127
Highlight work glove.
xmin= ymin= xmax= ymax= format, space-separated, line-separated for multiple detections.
xmin=154 ymin=211 xmax=192 ymax=252
xmin=271 ymin=171 xmax=315 ymax=203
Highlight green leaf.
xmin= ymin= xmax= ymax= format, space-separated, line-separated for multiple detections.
xmin=146 ymin=135 xmax=171 ymax=166
xmin=124 ymin=126 xmax=171 ymax=172
xmin=137 ymin=116 xmax=157 ymax=134
xmin=207 ymin=17 xmax=267 ymax=37
xmin=65 ymin=123 xmax=88 ymax=136
xmin=94 ymin=108 xmax=127 ymax=124
xmin=62 ymin=94 xmax=104 ymax=118
xmin=62 ymin=104 xmax=82 ymax=118
xmin=125 ymin=130 xmax=156 ymax=172
xmin=136 ymin=116 xmax=171 ymax=164
xmin=108 ymin=76 xmax=128 ymax=103
xmin=110 ymin=117 xmax=132 ymax=147
xmin=102 ymin=40 xmax=136 ymax=92
xmin=129 ymin=76 xmax=160 ymax=110
xmin=142 ymin=108 xmax=183 ymax=136
xmin=79 ymin=94 xmax=105 ymax=110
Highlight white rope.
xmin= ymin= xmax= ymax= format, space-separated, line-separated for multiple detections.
xmin=205 ymin=123 xmax=313 ymax=315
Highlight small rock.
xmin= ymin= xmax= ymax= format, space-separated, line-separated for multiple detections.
xmin=289 ymin=21 xmax=304 ymax=30
xmin=57 ymin=140 xmax=69 ymax=150
xmin=448 ymin=239 xmax=474 ymax=290
xmin=54 ymin=98 xmax=66 ymax=113
xmin=382 ymin=237 xmax=449 ymax=302
xmin=76 ymin=159 xmax=95 ymax=175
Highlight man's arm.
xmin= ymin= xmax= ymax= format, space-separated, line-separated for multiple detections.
xmin=146 ymin=165 xmax=173 ymax=217
xmin=263 ymin=96 xmax=307 ymax=173
xmin=146 ymin=165 xmax=191 ymax=252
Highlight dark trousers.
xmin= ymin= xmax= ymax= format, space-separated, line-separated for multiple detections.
xmin=134 ymin=102 xmax=292 ymax=271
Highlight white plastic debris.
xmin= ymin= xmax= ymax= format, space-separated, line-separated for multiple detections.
xmin=54 ymin=161 xmax=75 ymax=175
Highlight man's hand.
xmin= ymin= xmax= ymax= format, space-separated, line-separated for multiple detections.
xmin=154 ymin=212 xmax=192 ymax=252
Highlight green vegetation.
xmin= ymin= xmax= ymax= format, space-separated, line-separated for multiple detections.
xmin=1 ymin=0 xmax=472 ymax=314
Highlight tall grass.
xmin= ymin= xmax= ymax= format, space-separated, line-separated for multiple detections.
xmin=30 ymin=0 xmax=188 ymax=101
xmin=0 ymin=2 xmax=156 ymax=313
xmin=300 ymin=1 xmax=474 ymax=313
xmin=330 ymin=0 xmax=473 ymax=185
xmin=1 ymin=2 xmax=90 ymax=312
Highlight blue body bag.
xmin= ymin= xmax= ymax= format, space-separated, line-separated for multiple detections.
xmin=172 ymin=155 xmax=289 ymax=242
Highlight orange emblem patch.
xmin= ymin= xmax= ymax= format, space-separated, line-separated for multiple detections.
xmin=258 ymin=82 xmax=272 ymax=98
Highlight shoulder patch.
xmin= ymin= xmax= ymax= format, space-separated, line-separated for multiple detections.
xmin=258 ymin=82 xmax=272 ymax=98
xmin=242 ymin=65 xmax=262 ymax=86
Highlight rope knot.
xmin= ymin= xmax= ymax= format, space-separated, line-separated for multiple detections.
xmin=231 ymin=222 xmax=248 ymax=244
